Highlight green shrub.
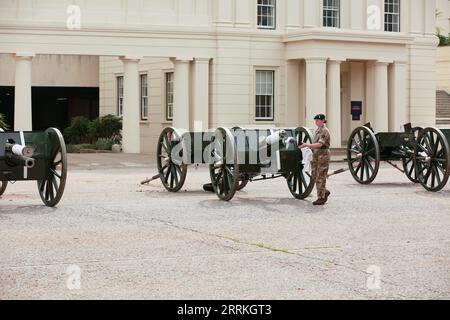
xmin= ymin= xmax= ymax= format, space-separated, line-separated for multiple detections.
xmin=64 ymin=117 xmax=91 ymax=144
xmin=95 ymin=138 xmax=114 ymax=151
xmin=89 ymin=115 xmax=122 ymax=143
xmin=0 ymin=113 xmax=9 ymax=131
xmin=437 ymin=33 xmax=450 ymax=47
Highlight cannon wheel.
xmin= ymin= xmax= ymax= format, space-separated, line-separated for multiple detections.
xmin=347 ymin=126 xmax=380 ymax=185
xmin=236 ymin=179 xmax=249 ymax=191
xmin=157 ymin=127 xmax=188 ymax=193
xmin=286 ymin=127 xmax=314 ymax=199
xmin=402 ymin=127 xmax=423 ymax=183
xmin=37 ymin=128 xmax=67 ymax=207
xmin=231 ymin=127 xmax=249 ymax=192
xmin=415 ymin=127 xmax=450 ymax=192
xmin=0 ymin=181 xmax=7 ymax=196
xmin=286 ymin=166 xmax=315 ymax=200
xmin=295 ymin=127 xmax=313 ymax=147
xmin=210 ymin=127 xmax=239 ymax=201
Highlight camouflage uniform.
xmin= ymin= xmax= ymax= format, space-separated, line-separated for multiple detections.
xmin=312 ymin=126 xmax=331 ymax=200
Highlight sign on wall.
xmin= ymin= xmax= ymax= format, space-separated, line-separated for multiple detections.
xmin=351 ymin=101 xmax=363 ymax=121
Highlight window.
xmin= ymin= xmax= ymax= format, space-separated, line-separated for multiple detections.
xmin=140 ymin=74 xmax=148 ymax=120
xmin=165 ymin=72 xmax=174 ymax=121
xmin=323 ymin=0 xmax=340 ymax=28
xmin=255 ymin=70 xmax=274 ymax=121
xmin=384 ymin=0 xmax=400 ymax=32
xmin=117 ymin=76 xmax=124 ymax=117
xmin=257 ymin=0 xmax=276 ymax=29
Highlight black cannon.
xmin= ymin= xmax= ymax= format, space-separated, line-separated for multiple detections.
xmin=153 ymin=126 xmax=315 ymax=201
xmin=346 ymin=123 xmax=450 ymax=192
xmin=0 ymin=128 xmax=67 ymax=206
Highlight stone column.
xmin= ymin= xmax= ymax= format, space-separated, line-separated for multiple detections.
xmin=120 ymin=56 xmax=141 ymax=154
xmin=192 ymin=58 xmax=210 ymax=131
xmin=305 ymin=57 xmax=328 ymax=126
xmin=172 ymin=58 xmax=192 ymax=130
xmin=327 ymin=60 xmax=342 ymax=148
xmin=14 ymin=53 xmax=34 ymax=131
xmin=388 ymin=61 xmax=408 ymax=131
xmin=285 ymin=60 xmax=300 ymax=127
xmin=373 ymin=61 xmax=389 ymax=132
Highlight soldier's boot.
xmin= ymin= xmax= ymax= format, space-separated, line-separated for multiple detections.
xmin=313 ymin=198 xmax=326 ymax=206
xmin=324 ymin=190 xmax=331 ymax=203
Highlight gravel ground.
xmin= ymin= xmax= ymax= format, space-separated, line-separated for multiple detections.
xmin=0 ymin=154 xmax=449 ymax=300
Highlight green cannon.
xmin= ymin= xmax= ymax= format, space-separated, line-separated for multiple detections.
xmin=0 ymin=128 xmax=67 ymax=206
xmin=151 ymin=126 xmax=315 ymax=201
xmin=344 ymin=123 xmax=450 ymax=192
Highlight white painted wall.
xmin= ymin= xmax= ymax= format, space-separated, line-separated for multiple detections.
xmin=0 ymin=54 xmax=98 ymax=87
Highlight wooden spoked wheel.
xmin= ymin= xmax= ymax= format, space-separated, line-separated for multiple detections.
xmin=402 ymin=127 xmax=423 ymax=183
xmin=415 ymin=127 xmax=450 ymax=192
xmin=347 ymin=126 xmax=380 ymax=185
xmin=286 ymin=165 xmax=314 ymax=200
xmin=0 ymin=181 xmax=7 ymax=196
xmin=236 ymin=179 xmax=249 ymax=191
xmin=209 ymin=127 xmax=239 ymax=201
xmin=295 ymin=127 xmax=313 ymax=146
xmin=37 ymin=128 xmax=67 ymax=207
xmin=157 ymin=127 xmax=187 ymax=193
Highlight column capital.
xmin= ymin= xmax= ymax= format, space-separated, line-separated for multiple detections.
xmin=328 ymin=59 xmax=345 ymax=65
xmin=393 ymin=60 xmax=407 ymax=66
xmin=304 ymin=57 xmax=328 ymax=64
xmin=14 ymin=53 xmax=35 ymax=60
xmin=194 ymin=57 xmax=212 ymax=63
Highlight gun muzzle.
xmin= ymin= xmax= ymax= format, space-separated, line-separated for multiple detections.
xmin=6 ymin=143 xmax=34 ymax=157
xmin=10 ymin=155 xmax=35 ymax=169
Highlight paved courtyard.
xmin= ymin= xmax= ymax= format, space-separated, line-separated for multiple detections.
xmin=0 ymin=154 xmax=449 ymax=300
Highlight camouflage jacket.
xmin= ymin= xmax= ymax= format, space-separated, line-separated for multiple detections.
xmin=314 ymin=126 xmax=331 ymax=151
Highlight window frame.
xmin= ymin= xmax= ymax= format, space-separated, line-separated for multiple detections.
xmin=117 ymin=75 xmax=124 ymax=118
xmin=257 ymin=0 xmax=276 ymax=30
xmin=165 ymin=72 xmax=174 ymax=122
xmin=322 ymin=0 xmax=341 ymax=28
xmin=140 ymin=74 xmax=148 ymax=121
xmin=384 ymin=0 xmax=401 ymax=32
xmin=255 ymin=70 xmax=275 ymax=122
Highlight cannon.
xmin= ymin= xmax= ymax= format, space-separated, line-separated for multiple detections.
xmin=152 ymin=126 xmax=315 ymax=201
xmin=413 ymin=127 xmax=450 ymax=192
xmin=346 ymin=123 xmax=422 ymax=185
xmin=345 ymin=123 xmax=450 ymax=192
xmin=0 ymin=128 xmax=67 ymax=206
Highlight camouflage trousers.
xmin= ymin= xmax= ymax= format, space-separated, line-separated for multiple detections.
xmin=312 ymin=151 xmax=330 ymax=200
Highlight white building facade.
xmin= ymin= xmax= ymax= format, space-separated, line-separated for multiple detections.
xmin=0 ymin=0 xmax=438 ymax=153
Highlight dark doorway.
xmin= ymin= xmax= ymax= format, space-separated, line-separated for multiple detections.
xmin=0 ymin=86 xmax=99 ymax=131
xmin=32 ymin=87 xmax=99 ymax=131
xmin=0 ymin=87 xmax=15 ymax=129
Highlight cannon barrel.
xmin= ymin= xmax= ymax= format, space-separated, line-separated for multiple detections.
xmin=5 ymin=143 xmax=34 ymax=157
xmin=5 ymin=143 xmax=36 ymax=168
xmin=10 ymin=154 xmax=35 ymax=169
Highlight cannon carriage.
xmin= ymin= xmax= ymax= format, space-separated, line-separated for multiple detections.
xmin=346 ymin=123 xmax=450 ymax=192
xmin=155 ymin=126 xmax=315 ymax=201
xmin=0 ymin=128 xmax=67 ymax=207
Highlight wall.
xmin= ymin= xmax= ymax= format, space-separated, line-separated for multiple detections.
xmin=0 ymin=54 xmax=99 ymax=87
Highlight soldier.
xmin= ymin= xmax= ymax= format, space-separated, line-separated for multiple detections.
xmin=300 ymin=114 xmax=331 ymax=206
